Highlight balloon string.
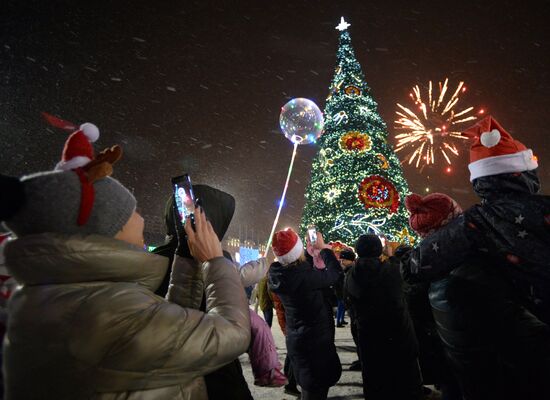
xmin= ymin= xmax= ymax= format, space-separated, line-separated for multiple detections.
xmin=265 ymin=141 xmax=299 ymax=254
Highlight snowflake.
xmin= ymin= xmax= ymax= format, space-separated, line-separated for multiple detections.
xmin=324 ymin=187 xmax=342 ymax=203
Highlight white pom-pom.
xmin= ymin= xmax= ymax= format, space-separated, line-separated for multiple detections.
xmin=79 ymin=122 xmax=99 ymax=143
xmin=480 ymin=129 xmax=501 ymax=148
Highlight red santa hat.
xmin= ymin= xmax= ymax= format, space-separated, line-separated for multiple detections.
xmin=272 ymin=228 xmax=304 ymax=266
xmin=55 ymin=123 xmax=100 ymax=171
xmin=462 ymin=116 xmax=538 ymax=181
xmin=405 ymin=193 xmax=462 ymax=238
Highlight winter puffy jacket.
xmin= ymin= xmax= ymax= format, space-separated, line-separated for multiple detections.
xmin=3 ymin=233 xmax=250 ymax=400
xmin=268 ymin=249 xmax=342 ymax=391
xmin=400 ymin=244 xmax=550 ymax=399
xmin=401 ymin=171 xmax=550 ymax=324
xmin=238 ymin=258 xmax=268 ymax=288
xmin=435 ymin=261 xmax=550 ymax=399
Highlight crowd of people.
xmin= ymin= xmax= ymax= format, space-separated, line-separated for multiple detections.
xmin=0 ymin=113 xmax=548 ymax=400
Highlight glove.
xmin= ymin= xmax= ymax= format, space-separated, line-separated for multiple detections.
xmin=306 ymin=241 xmax=326 ymax=270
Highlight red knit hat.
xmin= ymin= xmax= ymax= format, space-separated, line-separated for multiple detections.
xmin=272 ymin=228 xmax=304 ymax=265
xmin=405 ymin=193 xmax=462 ymax=238
xmin=462 ymin=115 xmax=538 ymax=181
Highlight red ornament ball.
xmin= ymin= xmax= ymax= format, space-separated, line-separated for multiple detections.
xmin=358 ymin=175 xmax=400 ymax=213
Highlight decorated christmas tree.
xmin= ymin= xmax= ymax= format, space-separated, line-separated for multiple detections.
xmin=300 ymin=17 xmax=416 ymax=245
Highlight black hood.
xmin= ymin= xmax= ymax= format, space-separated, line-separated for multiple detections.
xmin=161 ymin=184 xmax=235 ymax=241
xmin=163 ymin=194 xmax=177 ymax=238
xmin=193 ymin=184 xmax=235 ymax=241
xmin=472 ymin=170 xmax=541 ymax=201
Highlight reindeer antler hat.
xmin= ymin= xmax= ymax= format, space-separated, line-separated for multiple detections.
xmin=0 ymin=115 xmax=136 ymax=238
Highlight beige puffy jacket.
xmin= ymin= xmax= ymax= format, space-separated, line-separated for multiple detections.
xmin=3 ymin=234 xmax=250 ymax=400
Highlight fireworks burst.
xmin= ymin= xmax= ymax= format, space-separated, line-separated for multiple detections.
xmin=394 ymin=79 xmax=480 ymax=170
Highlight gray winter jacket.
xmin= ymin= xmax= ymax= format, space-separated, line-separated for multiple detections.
xmin=3 ymin=233 xmax=250 ymax=400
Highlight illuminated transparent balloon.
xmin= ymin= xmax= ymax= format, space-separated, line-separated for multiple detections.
xmin=279 ymin=98 xmax=324 ymax=145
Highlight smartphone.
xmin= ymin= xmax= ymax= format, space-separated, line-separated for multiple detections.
xmin=307 ymin=225 xmax=317 ymax=244
xmin=171 ymin=174 xmax=195 ymax=224
xmin=378 ymin=234 xmax=387 ymax=248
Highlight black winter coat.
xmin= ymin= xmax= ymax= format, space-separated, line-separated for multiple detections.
xmin=345 ymin=256 xmax=422 ymax=400
xmin=399 ymin=270 xmax=452 ymax=385
xmin=268 ymin=249 xmax=342 ymax=391
xmin=401 ymin=248 xmax=550 ymax=400
xmin=401 ymin=171 xmax=550 ymax=324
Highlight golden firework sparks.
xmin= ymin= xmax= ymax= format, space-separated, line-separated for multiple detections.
xmin=394 ymin=79 xmax=480 ymax=170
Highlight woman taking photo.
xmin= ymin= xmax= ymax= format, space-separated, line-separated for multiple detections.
xmin=268 ymin=228 xmax=342 ymax=400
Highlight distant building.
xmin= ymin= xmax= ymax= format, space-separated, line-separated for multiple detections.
xmin=223 ymin=237 xmax=266 ymax=265
xmin=143 ymin=213 xmax=268 ymax=262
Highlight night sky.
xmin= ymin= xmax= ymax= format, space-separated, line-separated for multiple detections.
xmin=2 ymin=1 xmax=549 ymax=244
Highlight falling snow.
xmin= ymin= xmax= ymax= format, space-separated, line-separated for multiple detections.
xmin=1 ymin=2 xmax=547 ymax=245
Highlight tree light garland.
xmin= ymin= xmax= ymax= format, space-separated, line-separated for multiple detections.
xmin=300 ymin=17 xmax=416 ymax=245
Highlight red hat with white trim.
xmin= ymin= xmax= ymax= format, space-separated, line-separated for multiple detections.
xmin=462 ymin=115 xmax=538 ymax=181
xmin=272 ymin=228 xmax=304 ymax=266
xmin=55 ymin=123 xmax=100 ymax=171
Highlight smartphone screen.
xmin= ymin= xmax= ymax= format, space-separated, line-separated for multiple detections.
xmin=171 ymin=174 xmax=195 ymax=224
xmin=308 ymin=226 xmax=317 ymax=243
xmin=378 ymin=235 xmax=386 ymax=248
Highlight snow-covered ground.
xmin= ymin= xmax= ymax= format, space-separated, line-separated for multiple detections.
xmin=239 ymin=310 xmax=443 ymax=399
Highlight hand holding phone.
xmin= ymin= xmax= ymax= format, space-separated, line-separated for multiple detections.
xmin=184 ymin=206 xmax=223 ymax=262
xmin=311 ymin=231 xmax=329 ymax=251
xmin=378 ymin=234 xmax=387 ymax=248
xmin=307 ymin=225 xmax=317 ymax=244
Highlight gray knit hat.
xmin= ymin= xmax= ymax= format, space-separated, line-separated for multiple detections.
xmin=3 ymin=170 xmax=136 ymax=238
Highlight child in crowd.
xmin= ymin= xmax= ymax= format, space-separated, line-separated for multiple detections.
xmin=0 ymin=124 xmax=251 ymax=399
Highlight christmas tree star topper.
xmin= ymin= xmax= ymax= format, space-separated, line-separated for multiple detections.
xmin=335 ymin=17 xmax=350 ymax=31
